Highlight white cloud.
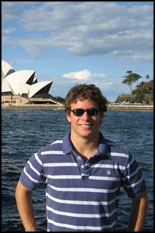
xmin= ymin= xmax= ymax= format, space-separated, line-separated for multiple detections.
xmin=63 ymin=70 xmax=92 ymax=81
xmin=2 ymin=2 xmax=153 ymax=63
xmin=62 ymin=70 xmax=106 ymax=81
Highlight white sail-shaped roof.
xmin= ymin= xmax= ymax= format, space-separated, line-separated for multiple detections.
xmin=6 ymin=70 xmax=35 ymax=84
xmin=2 ymin=71 xmax=5 ymax=80
xmin=18 ymin=83 xmax=30 ymax=95
xmin=28 ymin=81 xmax=53 ymax=98
xmin=2 ymin=60 xmax=53 ymax=99
xmin=2 ymin=78 xmax=13 ymax=93
xmin=2 ymin=60 xmax=15 ymax=77
xmin=5 ymin=70 xmax=34 ymax=96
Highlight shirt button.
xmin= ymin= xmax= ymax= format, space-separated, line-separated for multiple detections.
xmin=77 ymin=156 xmax=81 ymax=160
xmin=81 ymin=165 xmax=84 ymax=168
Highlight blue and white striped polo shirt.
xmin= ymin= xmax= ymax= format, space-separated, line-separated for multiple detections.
xmin=20 ymin=131 xmax=146 ymax=231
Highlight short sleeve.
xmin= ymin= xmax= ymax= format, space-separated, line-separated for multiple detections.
xmin=19 ymin=150 xmax=46 ymax=191
xmin=122 ymin=154 xmax=146 ymax=198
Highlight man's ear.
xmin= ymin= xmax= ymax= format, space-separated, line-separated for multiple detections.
xmin=66 ymin=113 xmax=71 ymax=123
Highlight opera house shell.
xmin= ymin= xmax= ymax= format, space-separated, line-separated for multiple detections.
xmin=2 ymin=60 xmax=55 ymax=106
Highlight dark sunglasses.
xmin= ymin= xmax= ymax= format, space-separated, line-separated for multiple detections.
xmin=70 ymin=108 xmax=99 ymax=117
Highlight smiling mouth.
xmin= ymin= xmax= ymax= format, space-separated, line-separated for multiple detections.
xmin=79 ymin=124 xmax=93 ymax=129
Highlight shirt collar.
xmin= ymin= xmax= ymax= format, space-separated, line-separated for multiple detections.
xmin=62 ymin=131 xmax=109 ymax=157
xmin=62 ymin=131 xmax=73 ymax=154
xmin=98 ymin=132 xmax=109 ymax=157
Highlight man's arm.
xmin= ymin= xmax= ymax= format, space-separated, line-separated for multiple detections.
xmin=128 ymin=191 xmax=148 ymax=231
xmin=15 ymin=180 xmax=37 ymax=232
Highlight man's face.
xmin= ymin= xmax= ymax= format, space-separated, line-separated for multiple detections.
xmin=66 ymin=98 xmax=104 ymax=140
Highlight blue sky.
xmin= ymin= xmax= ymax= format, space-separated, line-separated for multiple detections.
xmin=2 ymin=1 xmax=153 ymax=102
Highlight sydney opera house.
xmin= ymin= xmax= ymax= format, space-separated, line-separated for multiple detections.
xmin=2 ymin=60 xmax=62 ymax=107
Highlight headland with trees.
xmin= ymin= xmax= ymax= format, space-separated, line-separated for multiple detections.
xmin=115 ymin=70 xmax=153 ymax=105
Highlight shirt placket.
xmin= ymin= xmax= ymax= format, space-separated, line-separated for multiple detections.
xmin=72 ymin=151 xmax=93 ymax=179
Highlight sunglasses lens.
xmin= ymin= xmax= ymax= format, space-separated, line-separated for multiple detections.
xmin=73 ymin=109 xmax=84 ymax=116
xmin=71 ymin=108 xmax=99 ymax=116
xmin=88 ymin=108 xmax=99 ymax=116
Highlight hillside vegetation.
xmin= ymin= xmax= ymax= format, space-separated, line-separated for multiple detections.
xmin=115 ymin=71 xmax=153 ymax=104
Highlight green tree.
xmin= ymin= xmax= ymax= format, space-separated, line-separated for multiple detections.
xmin=122 ymin=71 xmax=142 ymax=95
xmin=132 ymin=79 xmax=153 ymax=104
xmin=134 ymin=91 xmax=145 ymax=103
xmin=134 ymin=80 xmax=153 ymax=95
xmin=145 ymin=74 xmax=150 ymax=81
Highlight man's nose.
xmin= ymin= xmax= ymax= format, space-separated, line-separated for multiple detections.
xmin=81 ymin=111 xmax=90 ymax=119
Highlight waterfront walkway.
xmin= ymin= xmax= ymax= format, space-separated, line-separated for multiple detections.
xmin=2 ymin=103 xmax=153 ymax=112
xmin=107 ymin=104 xmax=153 ymax=112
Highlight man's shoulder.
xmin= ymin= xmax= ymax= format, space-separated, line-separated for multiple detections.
xmin=104 ymin=137 xmax=130 ymax=158
xmin=40 ymin=139 xmax=64 ymax=153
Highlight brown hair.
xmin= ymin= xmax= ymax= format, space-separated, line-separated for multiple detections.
xmin=65 ymin=83 xmax=107 ymax=114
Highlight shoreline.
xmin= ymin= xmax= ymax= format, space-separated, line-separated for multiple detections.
xmin=1 ymin=104 xmax=64 ymax=110
xmin=107 ymin=104 xmax=153 ymax=112
xmin=2 ymin=104 xmax=153 ymax=112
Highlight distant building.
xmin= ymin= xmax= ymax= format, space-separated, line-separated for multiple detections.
xmin=1 ymin=60 xmax=58 ymax=106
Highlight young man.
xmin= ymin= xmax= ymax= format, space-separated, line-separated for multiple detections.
xmin=15 ymin=84 xmax=148 ymax=231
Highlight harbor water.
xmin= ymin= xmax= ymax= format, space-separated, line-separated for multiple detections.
xmin=2 ymin=109 xmax=153 ymax=231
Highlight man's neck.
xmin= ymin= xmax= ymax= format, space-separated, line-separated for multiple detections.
xmin=70 ymin=132 xmax=100 ymax=161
